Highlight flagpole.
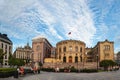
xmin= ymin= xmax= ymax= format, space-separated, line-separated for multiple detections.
xmin=68 ymin=32 xmax=71 ymax=40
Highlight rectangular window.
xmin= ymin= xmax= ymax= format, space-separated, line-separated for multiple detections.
xmin=80 ymin=47 xmax=82 ymax=52
xmin=9 ymin=46 xmax=11 ymax=53
xmin=2 ymin=43 xmax=3 ymax=48
xmin=5 ymin=55 xmax=7 ymax=59
xmin=5 ymin=45 xmax=7 ymax=49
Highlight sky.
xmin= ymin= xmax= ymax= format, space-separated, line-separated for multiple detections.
xmin=0 ymin=0 xmax=120 ymax=53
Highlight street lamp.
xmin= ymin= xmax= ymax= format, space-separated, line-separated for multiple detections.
xmin=77 ymin=61 xmax=79 ymax=72
xmin=96 ymin=54 xmax=99 ymax=70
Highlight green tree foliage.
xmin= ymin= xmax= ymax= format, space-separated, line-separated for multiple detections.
xmin=8 ymin=54 xmax=25 ymax=67
xmin=100 ymin=60 xmax=117 ymax=70
xmin=39 ymin=61 xmax=43 ymax=67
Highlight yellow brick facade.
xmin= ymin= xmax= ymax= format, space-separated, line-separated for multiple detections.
xmin=56 ymin=40 xmax=85 ymax=63
xmin=92 ymin=39 xmax=114 ymax=62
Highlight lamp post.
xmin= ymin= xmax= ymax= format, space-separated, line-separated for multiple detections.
xmin=77 ymin=61 xmax=79 ymax=72
xmin=96 ymin=54 xmax=99 ymax=70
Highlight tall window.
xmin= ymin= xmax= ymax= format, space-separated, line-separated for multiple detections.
xmin=63 ymin=46 xmax=66 ymax=52
xmin=36 ymin=45 xmax=40 ymax=51
xmin=75 ymin=56 xmax=78 ymax=63
xmin=59 ymin=55 xmax=61 ymax=59
xmin=69 ymin=46 xmax=72 ymax=51
xmin=75 ymin=46 xmax=78 ymax=52
xmin=80 ymin=47 xmax=82 ymax=52
xmin=59 ymin=48 xmax=61 ymax=53
xmin=63 ymin=56 xmax=66 ymax=63
xmin=9 ymin=46 xmax=11 ymax=53
xmin=5 ymin=55 xmax=7 ymax=59
xmin=1 ymin=43 xmax=3 ymax=48
xmin=5 ymin=45 xmax=7 ymax=49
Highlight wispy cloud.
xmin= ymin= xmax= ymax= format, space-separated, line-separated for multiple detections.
xmin=2 ymin=0 xmax=120 ymax=54
xmin=0 ymin=0 xmax=97 ymax=49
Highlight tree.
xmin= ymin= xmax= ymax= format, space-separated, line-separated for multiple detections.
xmin=100 ymin=60 xmax=117 ymax=70
xmin=8 ymin=53 xmax=25 ymax=67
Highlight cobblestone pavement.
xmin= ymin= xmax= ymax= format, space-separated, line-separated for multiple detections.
xmin=0 ymin=70 xmax=120 ymax=80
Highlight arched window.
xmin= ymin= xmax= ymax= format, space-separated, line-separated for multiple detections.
xmin=69 ymin=46 xmax=72 ymax=51
xmin=36 ymin=45 xmax=40 ymax=51
xmin=75 ymin=56 xmax=78 ymax=63
xmin=80 ymin=47 xmax=82 ymax=52
xmin=75 ymin=46 xmax=78 ymax=52
xmin=63 ymin=56 xmax=66 ymax=63
xmin=63 ymin=46 xmax=66 ymax=52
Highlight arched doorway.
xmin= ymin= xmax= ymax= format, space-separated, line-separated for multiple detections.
xmin=63 ymin=56 xmax=66 ymax=63
xmin=69 ymin=56 xmax=72 ymax=63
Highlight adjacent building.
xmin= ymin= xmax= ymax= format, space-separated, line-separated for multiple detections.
xmin=32 ymin=36 xmax=52 ymax=64
xmin=116 ymin=52 xmax=120 ymax=65
xmin=85 ymin=47 xmax=93 ymax=62
xmin=91 ymin=39 xmax=114 ymax=62
xmin=13 ymin=43 xmax=32 ymax=63
xmin=0 ymin=33 xmax=12 ymax=65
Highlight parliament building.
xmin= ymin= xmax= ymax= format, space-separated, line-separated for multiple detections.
xmin=43 ymin=38 xmax=114 ymax=68
xmin=56 ymin=40 xmax=85 ymax=63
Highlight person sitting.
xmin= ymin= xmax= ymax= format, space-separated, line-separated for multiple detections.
xmin=33 ymin=66 xmax=38 ymax=74
xmin=18 ymin=66 xmax=24 ymax=76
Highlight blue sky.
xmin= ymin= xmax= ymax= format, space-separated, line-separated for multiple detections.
xmin=0 ymin=0 xmax=120 ymax=53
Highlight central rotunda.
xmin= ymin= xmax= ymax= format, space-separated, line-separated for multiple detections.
xmin=56 ymin=39 xmax=86 ymax=63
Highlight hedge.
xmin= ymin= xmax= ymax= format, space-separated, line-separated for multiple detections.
xmin=0 ymin=68 xmax=16 ymax=78
xmin=80 ymin=68 xmax=98 ymax=73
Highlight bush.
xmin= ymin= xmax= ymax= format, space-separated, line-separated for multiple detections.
xmin=59 ymin=68 xmax=64 ymax=72
xmin=80 ymin=68 xmax=98 ymax=73
xmin=41 ymin=68 xmax=54 ymax=72
xmin=70 ymin=68 xmax=78 ymax=72
xmin=0 ymin=68 xmax=16 ymax=78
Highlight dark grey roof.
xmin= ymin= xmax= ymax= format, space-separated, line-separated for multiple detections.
xmin=0 ymin=33 xmax=12 ymax=44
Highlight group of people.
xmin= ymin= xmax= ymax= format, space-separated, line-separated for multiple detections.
xmin=55 ymin=67 xmax=59 ymax=72
xmin=17 ymin=62 xmax=40 ymax=76
xmin=30 ymin=63 xmax=40 ymax=74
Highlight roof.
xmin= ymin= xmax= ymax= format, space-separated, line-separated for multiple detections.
xmin=0 ymin=33 xmax=12 ymax=44
xmin=32 ymin=35 xmax=46 ymax=40
xmin=56 ymin=39 xmax=85 ymax=45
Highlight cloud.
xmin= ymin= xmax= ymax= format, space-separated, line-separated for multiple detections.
xmin=0 ymin=0 xmax=96 ymax=49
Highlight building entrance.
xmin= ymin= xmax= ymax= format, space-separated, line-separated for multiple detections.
xmin=69 ymin=56 xmax=72 ymax=63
